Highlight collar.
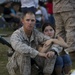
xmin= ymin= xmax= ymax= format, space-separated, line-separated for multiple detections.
xmin=22 ymin=27 xmax=35 ymax=42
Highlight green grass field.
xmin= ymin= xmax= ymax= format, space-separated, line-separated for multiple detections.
xmin=0 ymin=28 xmax=75 ymax=75
xmin=0 ymin=28 xmax=13 ymax=75
xmin=0 ymin=44 xmax=9 ymax=75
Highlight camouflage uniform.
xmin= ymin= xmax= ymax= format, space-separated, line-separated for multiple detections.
xmin=6 ymin=27 xmax=62 ymax=75
xmin=53 ymin=0 xmax=75 ymax=53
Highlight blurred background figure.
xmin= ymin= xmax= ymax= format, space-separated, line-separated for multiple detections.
xmin=0 ymin=5 xmax=6 ymax=28
xmin=45 ymin=0 xmax=55 ymax=25
xmin=3 ymin=1 xmax=12 ymax=22
xmin=10 ymin=2 xmax=22 ymax=30
xmin=21 ymin=0 xmax=38 ymax=14
xmin=35 ymin=5 xmax=48 ymax=28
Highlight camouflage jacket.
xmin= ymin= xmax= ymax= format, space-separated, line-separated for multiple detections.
xmin=53 ymin=0 xmax=75 ymax=13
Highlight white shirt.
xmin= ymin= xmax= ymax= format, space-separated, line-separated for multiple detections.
xmin=21 ymin=0 xmax=38 ymax=8
xmin=35 ymin=9 xmax=42 ymax=21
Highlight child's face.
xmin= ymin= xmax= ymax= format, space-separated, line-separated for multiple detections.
xmin=43 ymin=25 xmax=55 ymax=38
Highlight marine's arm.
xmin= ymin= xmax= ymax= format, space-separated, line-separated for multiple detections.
xmin=10 ymin=31 xmax=48 ymax=58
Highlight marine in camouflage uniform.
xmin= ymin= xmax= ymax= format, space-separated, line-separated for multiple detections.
xmin=6 ymin=11 xmax=62 ymax=75
xmin=53 ymin=0 xmax=75 ymax=53
xmin=6 ymin=27 xmax=62 ymax=75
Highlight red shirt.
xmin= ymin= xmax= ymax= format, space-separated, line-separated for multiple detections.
xmin=46 ymin=2 xmax=53 ymax=14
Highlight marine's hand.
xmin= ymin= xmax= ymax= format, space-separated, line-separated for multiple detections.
xmin=46 ymin=51 xmax=55 ymax=58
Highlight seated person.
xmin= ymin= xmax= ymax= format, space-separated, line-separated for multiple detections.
xmin=3 ymin=1 xmax=13 ymax=22
xmin=35 ymin=5 xmax=43 ymax=28
xmin=40 ymin=22 xmax=72 ymax=75
xmin=35 ymin=5 xmax=49 ymax=28
xmin=3 ymin=1 xmax=21 ymax=29
xmin=10 ymin=2 xmax=21 ymax=24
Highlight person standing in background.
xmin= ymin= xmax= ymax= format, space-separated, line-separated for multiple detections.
xmin=53 ymin=0 xmax=75 ymax=75
xmin=45 ymin=0 xmax=55 ymax=25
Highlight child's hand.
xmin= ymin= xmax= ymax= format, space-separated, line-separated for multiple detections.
xmin=57 ymin=36 xmax=65 ymax=42
xmin=44 ymin=39 xmax=53 ymax=47
xmin=53 ymin=36 xmax=69 ymax=48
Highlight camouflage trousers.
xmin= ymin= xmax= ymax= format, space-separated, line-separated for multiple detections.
xmin=34 ymin=55 xmax=56 ymax=75
xmin=6 ymin=53 xmax=31 ymax=75
xmin=54 ymin=10 xmax=75 ymax=52
xmin=6 ymin=53 xmax=56 ymax=75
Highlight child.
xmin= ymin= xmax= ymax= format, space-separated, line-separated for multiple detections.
xmin=38 ymin=22 xmax=72 ymax=75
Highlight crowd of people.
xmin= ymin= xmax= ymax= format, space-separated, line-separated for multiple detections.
xmin=0 ymin=0 xmax=75 ymax=75
xmin=0 ymin=0 xmax=54 ymax=29
xmin=0 ymin=1 xmax=22 ymax=29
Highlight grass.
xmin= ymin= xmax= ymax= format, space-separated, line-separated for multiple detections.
xmin=0 ymin=28 xmax=14 ymax=35
xmin=0 ymin=28 xmax=13 ymax=75
xmin=0 ymin=28 xmax=75 ymax=75
xmin=0 ymin=44 xmax=9 ymax=75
